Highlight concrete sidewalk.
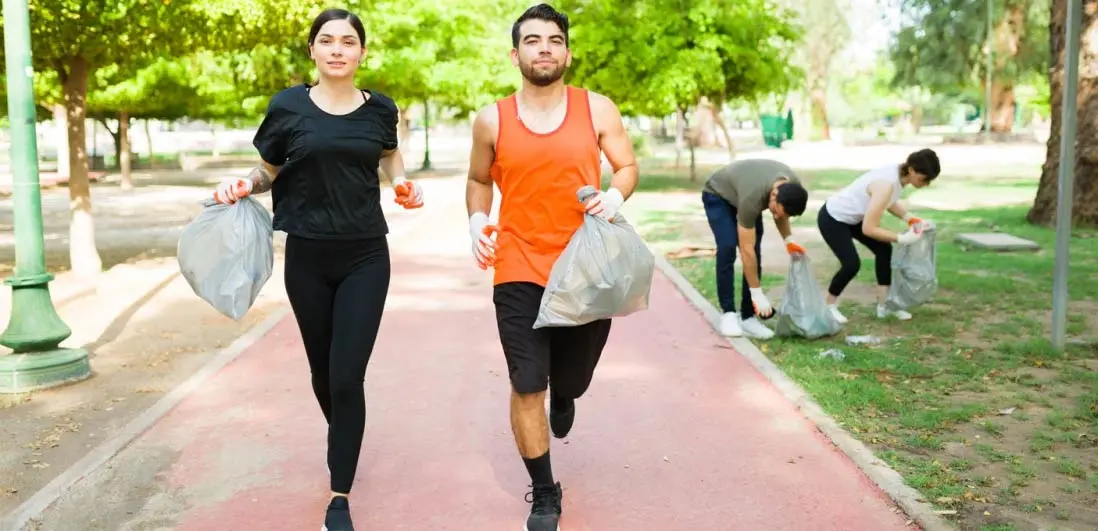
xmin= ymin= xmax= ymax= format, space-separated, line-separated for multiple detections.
xmin=17 ymin=190 xmax=916 ymax=530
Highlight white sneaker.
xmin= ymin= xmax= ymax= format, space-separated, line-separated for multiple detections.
xmin=877 ymin=304 xmax=912 ymax=321
xmin=741 ymin=317 xmax=775 ymax=340
xmin=828 ymin=304 xmax=848 ymax=324
xmin=720 ymin=312 xmax=743 ymax=336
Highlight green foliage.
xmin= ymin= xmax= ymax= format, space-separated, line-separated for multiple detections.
xmin=88 ymin=59 xmax=199 ymax=121
xmin=357 ymin=0 xmax=521 ymax=113
xmin=889 ymin=0 xmax=1050 ymax=95
xmin=560 ymin=0 xmax=802 ymax=117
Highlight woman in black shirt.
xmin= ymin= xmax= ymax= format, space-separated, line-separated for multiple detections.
xmin=211 ymin=8 xmax=421 ymax=531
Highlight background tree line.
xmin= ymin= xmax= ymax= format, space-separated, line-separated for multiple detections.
xmin=0 ymin=0 xmax=1095 ymax=277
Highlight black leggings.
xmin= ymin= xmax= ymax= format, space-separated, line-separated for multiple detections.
xmin=284 ymin=234 xmax=390 ymax=494
xmin=817 ymin=204 xmax=892 ymax=297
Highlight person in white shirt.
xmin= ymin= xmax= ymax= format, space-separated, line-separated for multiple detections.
xmin=817 ymin=148 xmax=939 ymax=323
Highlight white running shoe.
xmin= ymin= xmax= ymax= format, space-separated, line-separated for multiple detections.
xmin=828 ymin=304 xmax=848 ymax=324
xmin=877 ymin=304 xmax=912 ymax=321
xmin=720 ymin=312 xmax=743 ymax=336
xmin=741 ymin=317 xmax=775 ymax=340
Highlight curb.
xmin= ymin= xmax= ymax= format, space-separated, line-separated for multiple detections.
xmin=650 ymin=251 xmax=956 ymax=531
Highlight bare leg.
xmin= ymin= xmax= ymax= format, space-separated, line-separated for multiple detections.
xmin=511 ymin=389 xmax=549 ymax=458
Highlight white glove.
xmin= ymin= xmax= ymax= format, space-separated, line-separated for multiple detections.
xmin=896 ymin=230 xmax=923 ymax=245
xmin=469 ymin=212 xmax=497 ymax=270
xmin=213 ymin=177 xmax=252 ymax=205
xmin=583 ymin=187 xmax=624 ymax=221
xmin=750 ymin=287 xmax=773 ymax=318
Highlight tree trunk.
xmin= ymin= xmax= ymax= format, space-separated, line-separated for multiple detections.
xmin=988 ymin=80 xmax=1017 ymax=133
xmin=682 ymin=111 xmax=697 ymax=182
xmin=711 ymin=104 xmax=737 ymax=160
xmin=421 ymin=99 xmax=432 ymax=170
xmin=1027 ymin=0 xmax=1098 ymax=226
xmin=674 ymin=108 xmax=686 ymax=168
xmin=119 ymin=111 xmax=133 ymax=190
xmin=60 ymin=56 xmax=103 ymax=278
xmin=809 ymin=85 xmax=831 ymax=140
xmin=52 ymin=104 xmax=70 ymax=179
xmin=693 ymin=97 xmax=718 ymax=148
xmin=988 ymin=1 xmax=1027 ymax=133
xmin=144 ymin=119 xmax=154 ymax=167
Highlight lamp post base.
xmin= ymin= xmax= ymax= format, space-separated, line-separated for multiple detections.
xmin=0 ymin=348 xmax=92 ymax=394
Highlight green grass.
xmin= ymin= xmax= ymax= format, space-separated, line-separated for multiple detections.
xmin=627 ymin=165 xmax=1098 ymax=531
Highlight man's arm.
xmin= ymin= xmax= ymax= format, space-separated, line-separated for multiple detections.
xmin=591 ymin=92 xmax=638 ymax=199
xmin=466 ymin=106 xmax=498 ymax=217
xmin=737 ymin=223 xmax=763 ymax=288
xmin=774 ymin=214 xmax=793 ymax=240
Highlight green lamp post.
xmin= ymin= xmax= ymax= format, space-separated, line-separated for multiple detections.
xmin=0 ymin=0 xmax=91 ymax=393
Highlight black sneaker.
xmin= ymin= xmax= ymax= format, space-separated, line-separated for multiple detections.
xmin=549 ymin=395 xmax=575 ymax=439
xmin=523 ymin=482 xmax=562 ymax=531
xmin=322 ymin=496 xmax=354 ymax=531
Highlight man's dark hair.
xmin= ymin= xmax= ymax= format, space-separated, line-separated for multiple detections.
xmin=776 ymin=181 xmax=809 ymax=217
xmin=511 ymin=3 xmax=569 ymax=48
xmin=902 ymin=148 xmax=941 ymax=181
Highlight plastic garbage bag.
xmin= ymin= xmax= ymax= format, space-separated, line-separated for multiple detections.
xmin=178 ymin=197 xmax=274 ymax=320
xmin=884 ymin=228 xmax=938 ymax=311
xmin=533 ymin=186 xmax=656 ymax=329
xmin=775 ymin=254 xmax=843 ymax=339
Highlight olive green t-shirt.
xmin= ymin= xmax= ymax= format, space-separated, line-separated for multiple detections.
xmin=703 ymin=159 xmax=801 ymax=228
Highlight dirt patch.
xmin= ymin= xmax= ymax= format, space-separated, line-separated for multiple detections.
xmin=0 ymin=257 xmax=289 ymax=517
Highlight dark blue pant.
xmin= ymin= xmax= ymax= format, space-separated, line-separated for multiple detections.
xmin=702 ymin=191 xmax=763 ymax=319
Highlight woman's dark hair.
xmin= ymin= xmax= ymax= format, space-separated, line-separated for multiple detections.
xmin=308 ymin=8 xmax=366 ymax=47
xmin=512 ymin=3 xmax=570 ymax=48
xmin=901 ymin=148 xmax=941 ymax=181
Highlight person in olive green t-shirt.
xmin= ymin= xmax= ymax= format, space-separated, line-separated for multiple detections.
xmin=702 ymin=159 xmax=810 ymax=339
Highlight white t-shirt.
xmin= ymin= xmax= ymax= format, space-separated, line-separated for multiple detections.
xmin=824 ymin=164 xmax=903 ymax=225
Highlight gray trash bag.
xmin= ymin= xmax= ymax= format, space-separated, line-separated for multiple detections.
xmin=775 ymin=254 xmax=843 ymax=339
xmin=533 ymin=185 xmax=656 ymax=329
xmin=177 ymin=197 xmax=274 ymax=320
xmin=884 ymin=228 xmax=938 ymax=311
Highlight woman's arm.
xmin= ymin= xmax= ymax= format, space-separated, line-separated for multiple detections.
xmin=246 ymin=161 xmax=281 ymax=194
xmin=862 ymin=180 xmax=902 ymax=242
xmin=378 ymin=148 xmax=407 ymax=184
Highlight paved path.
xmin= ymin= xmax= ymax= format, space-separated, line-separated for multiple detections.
xmin=22 ymin=185 xmax=914 ymax=531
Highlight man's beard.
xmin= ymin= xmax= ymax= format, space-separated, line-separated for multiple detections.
xmin=519 ymin=61 xmax=566 ymax=87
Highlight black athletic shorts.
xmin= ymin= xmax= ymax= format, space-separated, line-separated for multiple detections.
xmin=493 ymin=281 xmax=612 ymax=396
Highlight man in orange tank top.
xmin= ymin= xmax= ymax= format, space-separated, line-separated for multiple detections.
xmin=464 ymin=4 xmax=639 ymax=530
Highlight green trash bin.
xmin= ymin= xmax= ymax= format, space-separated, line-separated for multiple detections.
xmin=760 ymin=114 xmax=786 ymax=148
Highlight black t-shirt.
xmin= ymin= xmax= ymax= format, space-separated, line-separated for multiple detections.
xmin=252 ymin=83 xmax=400 ymax=240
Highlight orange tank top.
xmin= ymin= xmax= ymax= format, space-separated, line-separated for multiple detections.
xmin=491 ymin=86 xmax=602 ymax=287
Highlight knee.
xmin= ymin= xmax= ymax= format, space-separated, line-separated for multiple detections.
xmin=839 ymin=258 xmax=861 ymax=277
xmin=716 ymin=245 xmax=737 ymax=262
xmin=551 ymin=379 xmax=591 ymax=401
xmin=329 ymin=373 xmax=365 ymax=403
xmin=512 ymin=387 xmax=547 ymax=408
xmin=510 ymin=371 xmax=548 ymax=396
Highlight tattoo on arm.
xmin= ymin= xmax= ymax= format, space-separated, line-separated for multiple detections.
xmin=248 ymin=166 xmax=273 ymax=194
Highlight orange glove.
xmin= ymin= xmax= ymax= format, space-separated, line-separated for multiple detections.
xmin=784 ymin=236 xmax=806 ymax=256
xmin=392 ymin=177 xmax=423 ymax=209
